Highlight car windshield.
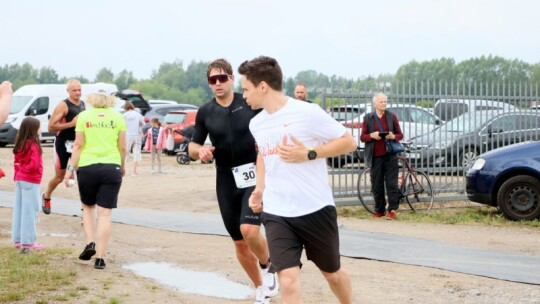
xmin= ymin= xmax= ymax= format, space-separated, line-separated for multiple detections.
xmin=164 ymin=113 xmax=187 ymax=124
xmin=438 ymin=112 xmax=494 ymax=132
xmin=330 ymin=106 xmax=367 ymax=122
xmin=10 ymin=96 xmax=33 ymax=114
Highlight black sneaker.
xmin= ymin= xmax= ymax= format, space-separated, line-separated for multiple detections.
xmin=79 ymin=242 xmax=96 ymax=260
xmin=94 ymin=258 xmax=106 ymax=269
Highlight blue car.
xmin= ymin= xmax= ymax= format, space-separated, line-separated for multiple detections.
xmin=466 ymin=141 xmax=540 ymax=221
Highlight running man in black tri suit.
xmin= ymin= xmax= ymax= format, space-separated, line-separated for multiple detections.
xmin=42 ymin=79 xmax=86 ymax=214
xmin=189 ymin=59 xmax=279 ymax=303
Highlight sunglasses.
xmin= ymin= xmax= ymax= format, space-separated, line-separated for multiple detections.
xmin=208 ymin=74 xmax=230 ymax=85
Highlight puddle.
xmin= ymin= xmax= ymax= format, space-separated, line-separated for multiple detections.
xmin=123 ymin=262 xmax=253 ymax=300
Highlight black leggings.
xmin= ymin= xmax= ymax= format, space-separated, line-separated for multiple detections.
xmin=215 ymin=167 xmax=261 ymax=241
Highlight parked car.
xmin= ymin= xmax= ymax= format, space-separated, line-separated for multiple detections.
xmin=113 ymin=89 xmax=151 ymax=115
xmin=406 ymin=110 xmax=540 ymax=170
xmin=161 ymin=110 xmax=198 ymax=153
xmin=327 ymin=104 xmax=442 ymax=167
xmin=328 ymin=104 xmax=368 ymax=122
xmin=433 ymin=99 xmax=517 ymax=122
xmin=148 ymin=99 xmax=178 ymax=105
xmin=466 ymin=141 xmax=540 ymax=220
xmin=141 ymin=104 xmax=199 ymax=148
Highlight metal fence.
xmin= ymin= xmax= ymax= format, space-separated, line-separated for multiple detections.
xmin=322 ymin=81 xmax=540 ymax=206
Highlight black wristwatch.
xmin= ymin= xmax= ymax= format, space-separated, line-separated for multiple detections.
xmin=307 ymin=147 xmax=317 ymax=160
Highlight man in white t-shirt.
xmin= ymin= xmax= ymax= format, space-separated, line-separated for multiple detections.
xmin=239 ymin=56 xmax=356 ymax=304
xmin=122 ymin=101 xmax=145 ymax=176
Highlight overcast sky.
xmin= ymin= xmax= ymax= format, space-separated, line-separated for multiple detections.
xmin=2 ymin=0 xmax=538 ymax=80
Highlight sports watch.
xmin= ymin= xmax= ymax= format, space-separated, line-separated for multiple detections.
xmin=307 ymin=147 xmax=317 ymax=160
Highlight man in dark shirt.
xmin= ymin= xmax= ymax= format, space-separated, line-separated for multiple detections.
xmin=42 ymin=79 xmax=86 ymax=214
xmin=294 ymin=82 xmax=313 ymax=103
xmin=189 ymin=59 xmax=278 ymax=303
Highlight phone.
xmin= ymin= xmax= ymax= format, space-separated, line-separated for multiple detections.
xmin=378 ymin=132 xmax=388 ymax=138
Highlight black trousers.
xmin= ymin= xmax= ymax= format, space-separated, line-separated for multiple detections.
xmin=371 ymin=154 xmax=400 ymax=213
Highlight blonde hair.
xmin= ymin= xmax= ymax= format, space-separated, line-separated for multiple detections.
xmin=87 ymin=93 xmax=116 ymax=108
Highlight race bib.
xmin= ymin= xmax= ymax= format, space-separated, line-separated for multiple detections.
xmin=65 ymin=140 xmax=74 ymax=153
xmin=231 ymin=162 xmax=256 ymax=189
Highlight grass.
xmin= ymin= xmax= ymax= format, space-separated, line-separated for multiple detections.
xmin=0 ymin=246 xmax=124 ymax=303
xmin=337 ymin=205 xmax=540 ymax=228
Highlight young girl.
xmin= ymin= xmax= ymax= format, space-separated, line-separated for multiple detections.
xmin=12 ymin=117 xmax=44 ymax=252
xmin=143 ymin=118 xmax=167 ymax=174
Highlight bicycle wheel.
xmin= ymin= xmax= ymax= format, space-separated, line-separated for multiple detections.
xmin=403 ymin=170 xmax=434 ymax=212
xmin=357 ymin=167 xmax=376 ymax=214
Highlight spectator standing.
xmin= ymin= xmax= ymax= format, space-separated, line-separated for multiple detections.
xmin=12 ymin=117 xmax=44 ymax=253
xmin=143 ymin=117 xmax=167 ymax=174
xmin=64 ymin=93 xmax=126 ymax=269
xmin=294 ymin=82 xmax=313 ymax=103
xmin=123 ymin=101 xmax=144 ymax=176
xmin=359 ymin=93 xmax=403 ymax=220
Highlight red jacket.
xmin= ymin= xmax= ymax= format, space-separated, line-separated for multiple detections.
xmin=14 ymin=140 xmax=43 ymax=184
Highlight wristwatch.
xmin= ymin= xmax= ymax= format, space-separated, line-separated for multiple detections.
xmin=67 ymin=164 xmax=76 ymax=172
xmin=307 ymin=147 xmax=317 ymax=160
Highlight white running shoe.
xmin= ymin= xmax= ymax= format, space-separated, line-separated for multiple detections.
xmin=262 ymin=265 xmax=279 ymax=298
xmin=254 ymin=286 xmax=269 ymax=304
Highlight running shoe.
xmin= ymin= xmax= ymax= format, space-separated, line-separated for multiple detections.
xmin=41 ymin=193 xmax=51 ymax=215
xmin=254 ymin=286 xmax=269 ymax=304
xmin=94 ymin=258 xmax=106 ymax=269
xmin=262 ymin=263 xmax=279 ymax=298
xmin=79 ymin=242 xmax=96 ymax=260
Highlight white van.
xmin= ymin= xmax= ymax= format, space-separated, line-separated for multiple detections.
xmin=0 ymin=83 xmax=117 ymax=146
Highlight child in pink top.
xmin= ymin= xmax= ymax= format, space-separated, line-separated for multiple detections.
xmin=12 ymin=117 xmax=44 ymax=252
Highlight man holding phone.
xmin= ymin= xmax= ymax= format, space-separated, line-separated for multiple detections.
xmin=359 ymin=93 xmax=403 ymax=220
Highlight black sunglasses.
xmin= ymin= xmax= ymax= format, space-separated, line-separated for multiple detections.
xmin=208 ymin=74 xmax=230 ymax=85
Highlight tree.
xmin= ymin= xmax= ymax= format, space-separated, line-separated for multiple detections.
xmin=114 ymin=69 xmax=137 ymax=90
xmin=37 ymin=67 xmax=59 ymax=84
xmin=94 ymin=68 xmax=114 ymax=83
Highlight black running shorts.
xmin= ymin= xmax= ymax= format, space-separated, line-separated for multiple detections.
xmin=262 ymin=205 xmax=341 ymax=273
xmin=77 ymin=164 xmax=123 ymax=209
xmin=54 ymin=138 xmax=71 ymax=170
xmin=215 ymin=166 xmax=261 ymax=241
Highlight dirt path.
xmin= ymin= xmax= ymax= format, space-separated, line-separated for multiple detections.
xmin=1 ymin=146 xmax=539 ymax=303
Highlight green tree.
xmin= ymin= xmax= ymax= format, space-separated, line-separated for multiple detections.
xmin=114 ymin=69 xmax=137 ymax=90
xmin=152 ymin=60 xmax=186 ymax=90
xmin=185 ymin=60 xmax=212 ymax=100
xmin=37 ymin=67 xmax=59 ymax=84
xmin=94 ymin=68 xmax=114 ymax=83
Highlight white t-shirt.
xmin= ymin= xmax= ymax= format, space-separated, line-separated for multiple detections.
xmin=249 ymin=98 xmax=347 ymax=217
xmin=123 ymin=110 xmax=144 ymax=137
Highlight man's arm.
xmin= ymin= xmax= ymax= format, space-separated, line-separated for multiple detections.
xmin=48 ymin=102 xmax=73 ymax=132
xmin=249 ymin=153 xmax=266 ymax=213
xmin=278 ymin=131 xmax=357 ymax=163
xmin=188 ymin=141 xmax=215 ymax=162
xmin=0 ymin=81 xmax=13 ymax=125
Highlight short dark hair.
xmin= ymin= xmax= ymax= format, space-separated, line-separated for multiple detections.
xmin=237 ymin=56 xmax=283 ymax=91
xmin=207 ymin=58 xmax=233 ymax=78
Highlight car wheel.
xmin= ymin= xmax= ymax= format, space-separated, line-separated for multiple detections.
xmin=497 ymin=175 xmax=540 ymax=221
xmin=459 ymin=147 xmax=477 ymax=168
